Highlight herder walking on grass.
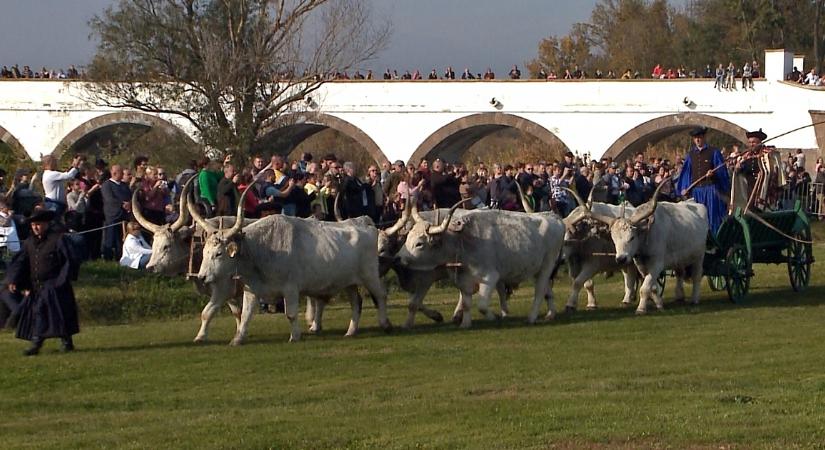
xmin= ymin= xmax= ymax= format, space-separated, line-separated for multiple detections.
xmin=4 ymin=209 xmax=82 ymax=356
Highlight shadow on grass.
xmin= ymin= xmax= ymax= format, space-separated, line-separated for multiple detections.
xmin=79 ymin=282 xmax=825 ymax=353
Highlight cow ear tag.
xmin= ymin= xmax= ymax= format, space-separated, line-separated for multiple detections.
xmin=227 ymin=242 xmax=239 ymax=258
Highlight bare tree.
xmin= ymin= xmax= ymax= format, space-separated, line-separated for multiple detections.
xmin=84 ymin=0 xmax=390 ymax=156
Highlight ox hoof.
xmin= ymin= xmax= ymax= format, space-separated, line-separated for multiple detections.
xmin=193 ymin=336 xmax=207 ymax=344
xmin=544 ymin=312 xmax=556 ymax=321
xmin=308 ymin=327 xmax=321 ymax=335
xmin=229 ymin=338 xmax=244 ymax=346
xmin=620 ymin=302 xmax=632 ymax=309
xmin=564 ymin=305 xmax=577 ymax=313
xmin=382 ymin=324 xmax=394 ymax=334
xmin=451 ymin=314 xmax=463 ymax=325
xmin=586 ymin=305 xmax=598 ymax=311
xmin=430 ymin=311 xmax=445 ymax=323
xmin=674 ymin=297 xmax=686 ymax=304
xmin=635 ymin=309 xmax=647 ymax=316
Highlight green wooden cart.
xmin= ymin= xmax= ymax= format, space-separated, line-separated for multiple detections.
xmin=702 ymin=201 xmax=814 ymax=303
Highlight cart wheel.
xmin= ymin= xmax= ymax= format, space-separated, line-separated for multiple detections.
xmin=707 ymin=275 xmax=727 ymax=291
xmin=656 ymin=271 xmax=667 ymax=295
xmin=787 ymin=228 xmax=812 ymax=292
xmin=725 ymin=245 xmax=751 ymax=303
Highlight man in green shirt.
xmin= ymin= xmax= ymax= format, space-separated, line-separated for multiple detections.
xmin=196 ymin=156 xmax=226 ymax=216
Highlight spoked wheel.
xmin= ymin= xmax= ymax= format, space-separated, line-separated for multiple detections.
xmin=707 ymin=275 xmax=727 ymax=291
xmin=725 ymin=245 xmax=751 ymax=303
xmin=787 ymin=228 xmax=812 ymax=292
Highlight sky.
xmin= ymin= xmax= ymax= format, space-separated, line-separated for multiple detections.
xmin=0 ymin=0 xmax=598 ymax=75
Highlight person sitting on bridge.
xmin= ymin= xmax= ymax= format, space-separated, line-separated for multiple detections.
xmin=676 ymin=126 xmax=730 ymax=234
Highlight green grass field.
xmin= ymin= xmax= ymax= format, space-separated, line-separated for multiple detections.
xmin=2 ymin=223 xmax=825 ymax=449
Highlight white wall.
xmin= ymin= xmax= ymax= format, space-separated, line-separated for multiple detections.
xmin=0 ymin=75 xmax=823 ymax=163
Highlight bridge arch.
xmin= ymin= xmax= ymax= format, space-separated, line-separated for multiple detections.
xmin=53 ymin=112 xmax=195 ymax=159
xmin=410 ymin=112 xmax=570 ymax=164
xmin=0 ymin=124 xmax=30 ymax=162
xmin=258 ymin=113 xmax=388 ymax=165
xmin=604 ymin=113 xmax=749 ymax=162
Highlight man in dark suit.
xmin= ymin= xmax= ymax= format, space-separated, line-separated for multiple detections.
xmin=100 ymin=164 xmax=132 ymax=260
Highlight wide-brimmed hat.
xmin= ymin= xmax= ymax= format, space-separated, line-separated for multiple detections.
xmin=28 ymin=209 xmax=56 ymax=223
xmin=689 ymin=126 xmax=708 ymax=137
xmin=745 ymin=129 xmax=767 ymax=141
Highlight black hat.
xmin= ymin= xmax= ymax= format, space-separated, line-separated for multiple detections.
xmin=689 ymin=126 xmax=708 ymax=137
xmin=28 ymin=208 xmax=56 ymax=223
xmin=745 ymin=129 xmax=767 ymax=141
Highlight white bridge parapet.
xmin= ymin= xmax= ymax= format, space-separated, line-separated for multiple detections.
xmin=1 ymin=49 xmax=823 ymax=166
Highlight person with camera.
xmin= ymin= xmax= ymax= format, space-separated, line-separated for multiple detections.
xmin=41 ymin=154 xmax=83 ymax=217
xmin=136 ymin=166 xmax=169 ymax=226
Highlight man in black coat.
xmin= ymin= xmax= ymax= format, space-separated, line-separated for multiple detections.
xmin=4 ymin=209 xmax=81 ymax=356
xmin=340 ymin=162 xmax=370 ymax=218
xmin=100 ymin=165 xmax=132 ymax=260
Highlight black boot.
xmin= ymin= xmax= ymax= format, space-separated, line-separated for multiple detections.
xmin=60 ymin=336 xmax=75 ymax=353
xmin=23 ymin=338 xmax=43 ymax=356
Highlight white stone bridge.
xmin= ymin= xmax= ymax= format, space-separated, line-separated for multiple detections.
xmin=0 ymin=49 xmax=822 ymax=166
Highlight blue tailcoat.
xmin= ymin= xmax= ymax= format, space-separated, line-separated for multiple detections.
xmin=676 ymin=145 xmax=730 ymax=234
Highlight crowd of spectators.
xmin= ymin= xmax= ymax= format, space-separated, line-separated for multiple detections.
xmin=786 ymin=66 xmax=824 ymax=86
xmin=322 ymin=61 xmax=767 ymax=84
xmin=0 ymin=142 xmax=822 ymax=273
xmin=0 ymin=64 xmax=81 ymax=79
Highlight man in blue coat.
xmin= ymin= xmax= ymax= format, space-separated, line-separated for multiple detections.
xmin=676 ymin=126 xmax=730 ymax=234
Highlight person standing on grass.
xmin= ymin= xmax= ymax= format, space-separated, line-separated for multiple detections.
xmin=4 ymin=209 xmax=82 ymax=356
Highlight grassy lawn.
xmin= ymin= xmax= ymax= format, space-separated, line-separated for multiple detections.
xmin=1 ymin=222 xmax=824 ymax=449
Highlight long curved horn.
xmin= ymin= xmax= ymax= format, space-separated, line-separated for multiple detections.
xmin=630 ymin=176 xmax=670 ymax=225
xmin=383 ymin=198 xmax=410 ymax=236
xmin=224 ymin=183 xmax=253 ymax=240
xmin=619 ymin=201 xmax=626 ymax=219
xmin=187 ymin=190 xmax=217 ymax=234
xmin=169 ymin=176 xmax=195 ymax=232
xmin=562 ymin=187 xmax=589 ymax=213
xmin=515 ymin=182 xmax=534 ymax=213
xmin=333 ymin=191 xmax=344 ymax=222
xmin=586 ymin=186 xmax=594 ymax=209
xmin=131 ymin=189 xmax=163 ymax=234
xmin=427 ymin=198 xmax=471 ymax=235
xmin=411 ymin=194 xmax=425 ymax=223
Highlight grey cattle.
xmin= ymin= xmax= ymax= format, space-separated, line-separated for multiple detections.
xmin=395 ymin=201 xmax=565 ymax=327
xmin=378 ymin=206 xmax=514 ymax=328
xmin=589 ymin=182 xmax=708 ymax=314
xmin=559 ymin=188 xmax=641 ymax=311
xmin=190 ymin=198 xmax=392 ymax=342
xmin=133 ymin=181 xmax=255 ymax=345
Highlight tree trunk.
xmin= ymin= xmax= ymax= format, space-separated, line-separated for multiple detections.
xmin=816 ymin=0 xmax=825 ymax=73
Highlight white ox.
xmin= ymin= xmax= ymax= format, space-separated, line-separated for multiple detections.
xmin=395 ymin=202 xmax=565 ymax=327
xmin=559 ymin=188 xmax=641 ymax=311
xmin=190 ymin=199 xmax=392 ymax=342
xmin=377 ymin=206 xmax=515 ymax=328
xmin=133 ymin=182 xmax=255 ymax=345
xmin=589 ymin=189 xmax=708 ymax=314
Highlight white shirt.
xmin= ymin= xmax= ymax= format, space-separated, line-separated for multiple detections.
xmin=0 ymin=211 xmax=20 ymax=253
xmin=120 ymin=233 xmax=153 ymax=269
xmin=42 ymin=167 xmax=79 ymax=203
